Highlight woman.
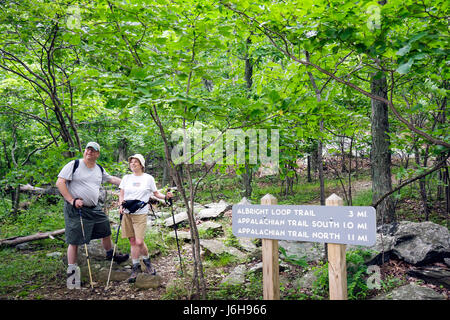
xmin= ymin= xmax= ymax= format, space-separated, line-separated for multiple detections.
xmin=118 ymin=153 xmax=172 ymax=283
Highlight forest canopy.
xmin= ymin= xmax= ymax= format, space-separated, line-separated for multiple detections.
xmin=0 ymin=0 xmax=448 ymax=213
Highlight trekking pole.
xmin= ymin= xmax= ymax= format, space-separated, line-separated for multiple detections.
xmin=77 ymin=207 xmax=94 ymax=289
xmin=167 ymin=192 xmax=183 ymax=276
xmin=148 ymin=201 xmax=158 ymax=220
xmin=105 ymin=213 xmax=123 ymax=290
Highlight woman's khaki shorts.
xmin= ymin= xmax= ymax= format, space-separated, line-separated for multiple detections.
xmin=121 ymin=214 xmax=147 ymax=239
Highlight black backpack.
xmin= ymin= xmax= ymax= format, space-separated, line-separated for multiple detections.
xmin=72 ymin=159 xmax=104 ymax=175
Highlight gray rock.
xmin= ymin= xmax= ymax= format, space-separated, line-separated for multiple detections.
xmin=168 ymin=222 xmax=222 ymax=241
xmin=134 ymin=273 xmax=163 ymax=289
xmin=351 ymin=221 xmax=450 ymax=266
xmin=249 ymin=262 xmax=263 ymax=273
xmin=221 ymin=265 xmax=247 ymax=286
xmin=77 ymin=239 xmax=107 ymax=264
xmin=97 ymin=268 xmax=132 ymax=283
xmin=371 ymin=283 xmax=445 ymax=300
xmin=407 ymin=267 xmax=450 ymax=289
xmin=238 ymin=238 xmax=261 ymax=260
xmin=445 ymin=258 xmax=450 ymax=267
xmin=198 ymin=221 xmax=222 ymax=234
xmin=238 ymin=197 xmax=252 ymax=205
xmin=200 ymin=239 xmax=246 ymax=260
xmin=390 ymin=221 xmax=450 ymax=265
xmin=164 ymin=211 xmax=189 ymax=227
xmin=46 ymin=252 xmax=63 ymax=258
xmin=193 ymin=204 xmax=206 ymax=214
xmin=294 ymin=269 xmax=318 ymax=290
xmin=148 ymin=210 xmax=171 ymax=221
xmin=15 ymin=243 xmax=32 ymax=250
xmin=248 ymin=261 xmax=289 ymax=273
xmin=348 ymin=233 xmax=397 ymax=265
xmin=168 ymin=230 xmax=192 ymax=241
xmin=279 ymin=241 xmax=325 ymax=263
xmin=197 ymin=200 xmax=231 ymax=219
xmin=238 ymin=238 xmax=258 ymax=253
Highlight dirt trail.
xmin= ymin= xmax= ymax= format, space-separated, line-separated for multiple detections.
xmin=15 ymin=179 xmax=376 ymax=300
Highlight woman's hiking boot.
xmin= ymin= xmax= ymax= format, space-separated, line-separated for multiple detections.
xmin=143 ymin=257 xmax=157 ymax=275
xmin=128 ymin=263 xmax=141 ymax=283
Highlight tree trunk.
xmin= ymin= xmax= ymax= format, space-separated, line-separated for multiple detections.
xmin=370 ymin=73 xmax=395 ymax=225
xmin=117 ymin=137 xmax=128 ymax=163
xmin=241 ymin=36 xmax=254 ymax=198
xmin=305 ymin=51 xmax=325 ymax=205
xmin=11 ymin=184 xmax=20 ymax=216
xmin=347 ymin=136 xmax=353 ymax=206
xmin=307 ymin=155 xmax=312 ymax=182
xmin=245 ymin=36 xmax=253 ymax=90
xmin=149 ymin=105 xmax=206 ymax=299
xmin=414 ymin=146 xmax=430 ymax=220
xmin=318 ymin=127 xmax=325 ymax=205
xmin=242 ymin=162 xmax=253 ymax=198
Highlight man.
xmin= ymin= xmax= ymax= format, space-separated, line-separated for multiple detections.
xmin=56 ymin=142 xmax=129 ymax=285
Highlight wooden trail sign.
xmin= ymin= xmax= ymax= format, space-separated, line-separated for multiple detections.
xmin=232 ymin=193 xmax=376 ymax=300
xmin=232 ymin=198 xmax=376 ymax=246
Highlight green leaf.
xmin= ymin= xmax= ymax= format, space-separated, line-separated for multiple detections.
xmin=396 ymin=43 xmax=411 ymax=56
xmin=130 ymin=67 xmax=147 ymax=80
xmin=268 ymin=89 xmax=280 ymax=103
xmin=409 ymin=31 xmax=428 ymax=43
xmin=396 ymin=59 xmax=414 ymax=74
xmin=340 ymin=28 xmax=353 ymax=41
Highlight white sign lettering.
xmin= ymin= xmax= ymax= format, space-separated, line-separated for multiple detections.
xmin=232 ymin=204 xmax=376 ymax=246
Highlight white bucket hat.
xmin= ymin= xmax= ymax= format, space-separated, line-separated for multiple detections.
xmin=128 ymin=154 xmax=145 ymax=168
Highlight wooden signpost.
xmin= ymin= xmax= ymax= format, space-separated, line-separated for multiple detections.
xmin=325 ymin=194 xmax=347 ymax=300
xmin=260 ymin=194 xmax=280 ymax=300
xmin=232 ymin=193 xmax=376 ymax=300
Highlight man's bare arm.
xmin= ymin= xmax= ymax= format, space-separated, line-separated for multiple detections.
xmin=56 ymin=177 xmax=74 ymax=204
xmin=107 ymin=176 xmax=121 ymax=186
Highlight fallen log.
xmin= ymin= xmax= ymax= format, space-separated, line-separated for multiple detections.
xmin=0 ymin=229 xmax=65 ymax=247
xmin=19 ymin=184 xmax=60 ymax=195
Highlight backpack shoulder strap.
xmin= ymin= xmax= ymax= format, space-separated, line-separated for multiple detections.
xmin=72 ymin=159 xmax=80 ymax=175
xmin=96 ymin=163 xmax=104 ymax=174
xmin=72 ymin=159 xmax=104 ymax=175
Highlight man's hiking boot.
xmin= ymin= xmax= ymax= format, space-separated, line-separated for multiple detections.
xmin=128 ymin=263 xmax=141 ymax=283
xmin=143 ymin=257 xmax=157 ymax=275
xmin=106 ymin=249 xmax=129 ymax=264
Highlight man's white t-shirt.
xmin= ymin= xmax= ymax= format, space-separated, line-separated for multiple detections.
xmin=58 ymin=159 xmax=112 ymax=207
xmin=119 ymin=173 xmax=157 ymax=214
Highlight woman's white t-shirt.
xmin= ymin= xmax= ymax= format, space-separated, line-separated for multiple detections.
xmin=119 ymin=173 xmax=157 ymax=214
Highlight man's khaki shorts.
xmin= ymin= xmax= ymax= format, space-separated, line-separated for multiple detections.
xmin=121 ymin=213 xmax=147 ymax=239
